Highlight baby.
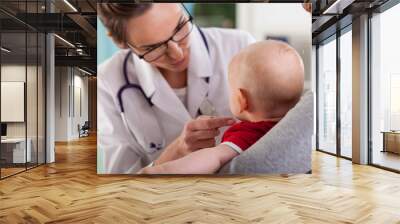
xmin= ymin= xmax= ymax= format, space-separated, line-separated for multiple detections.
xmin=139 ymin=40 xmax=304 ymax=174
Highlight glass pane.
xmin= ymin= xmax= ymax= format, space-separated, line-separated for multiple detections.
xmin=38 ymin=32 xmax=45 ymax=165
xmin=318 ymin=38 xmax=337 ymax=154
xmin=340 ymin=29 xmax=352 ymax=158
xmin=371 ymin=3 xmax=400 ymax=171
xmin=26 ymin=0 xmax=40 ymax=169
xmin=0 ymin=0 xmax=46 ymax=178
xmin=27 ymin=31 xmax=38 ymax=169
xmin=1 ymin=31 xmax=27 ymax=177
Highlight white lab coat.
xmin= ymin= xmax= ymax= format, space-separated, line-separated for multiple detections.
xmin=98 ymin=27 xmax=255 ymax=173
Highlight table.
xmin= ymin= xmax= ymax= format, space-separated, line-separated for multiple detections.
xmin=381 ymin=131 xmax=400 ymax=154
xmin=1 ymin=138 xmax=32 ymax=164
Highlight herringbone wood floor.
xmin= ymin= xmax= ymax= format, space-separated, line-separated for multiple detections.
xmin=1 ymin=135 xmax=400 ymax=223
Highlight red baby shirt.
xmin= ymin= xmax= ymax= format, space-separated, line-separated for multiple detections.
xmin=221 ymin=120 xmax=278 ymax=154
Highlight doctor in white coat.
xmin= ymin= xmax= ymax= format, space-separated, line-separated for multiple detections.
xmin=97 ymin=3 xmax=255 ymax=173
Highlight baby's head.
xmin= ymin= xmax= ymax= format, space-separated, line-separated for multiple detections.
xmin=228 ymin=40 xmax=304 ymax=122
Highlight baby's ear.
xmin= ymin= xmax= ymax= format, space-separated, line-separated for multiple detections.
xmin=238 ymin=88 xmax=249 ymax=113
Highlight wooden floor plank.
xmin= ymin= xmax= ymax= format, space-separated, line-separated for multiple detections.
xmin=0 ymin=134 xmax=399 ymax=223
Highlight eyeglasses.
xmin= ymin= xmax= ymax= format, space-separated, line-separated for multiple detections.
xmin=127 ymin=5 xmax=194 ymax=62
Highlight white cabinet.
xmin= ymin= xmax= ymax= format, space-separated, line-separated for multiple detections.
xmin=1 ymin=138 xmax=32 ymax=163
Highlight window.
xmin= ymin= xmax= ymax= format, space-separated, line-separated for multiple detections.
xmin=317 ymin=37 xmax=337 ymax=154
xmin=340 ymin=29 xmax=352 ymax=158
xmin=0 ymin=1 xmax=46 ymax=179
xmin=390 ymin=74 xmax=400 ymax=130
xmin=370 ymin=2 xmax=400 ymax=171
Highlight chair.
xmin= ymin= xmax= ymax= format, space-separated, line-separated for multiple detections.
xmin=79 ymin=121 xmax=90 ymax=138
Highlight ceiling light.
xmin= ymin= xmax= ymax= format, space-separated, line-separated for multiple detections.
xmin=76 ymin=48 xmax=85 ymax=55
xmin=63 ymin=0 xmax=78 ymax=12
xmin=78 ymin=67 xmax=93 ymax=76
xmin=1 ymin=47 xmax=11 ymax=53
xmin=323 ymin=0 xmax=354 ymax=15
xmin=54 ymin=34 xmax=75 ymax=48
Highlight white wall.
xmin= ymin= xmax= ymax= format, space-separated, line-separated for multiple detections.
xmin=1 ymin=67 xmax=26 ymax=138
xmin=55 ymin=67 xmax=68 ymax=141
xmin=54 ymin=67 xmax=89 ymax=141
xmin=72 ymin=73 xmax=89 ymax=138
xmin=1 ymin=65 xmax=41 ymax=137
xmin=236 ymin=3 xmax=312 ymax=90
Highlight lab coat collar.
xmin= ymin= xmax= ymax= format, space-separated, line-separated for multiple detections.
xmin=187 ymin=26 xmax=213 ymax=79
xmin=131 ymin=54 xmax=157 ymax=99
xmin=187 ymin=26 xmax=213 ymax=117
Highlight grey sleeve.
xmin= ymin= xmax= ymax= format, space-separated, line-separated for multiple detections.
xmin=218 ymin=91 xmax=314 ymax=174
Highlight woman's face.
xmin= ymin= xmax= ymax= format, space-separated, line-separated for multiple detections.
xmin=126 ymin=4 xmax=191 ymax=73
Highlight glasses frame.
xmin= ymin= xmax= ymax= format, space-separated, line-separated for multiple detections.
xmin=127 ymin=4 xmax=194 ymax=62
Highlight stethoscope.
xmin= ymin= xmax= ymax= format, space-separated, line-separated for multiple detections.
xmin=117 ymin=26 xmax=212 ymax=152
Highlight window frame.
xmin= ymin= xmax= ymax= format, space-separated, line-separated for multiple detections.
xmin=315 ymin=24 xmax=352 ymax=160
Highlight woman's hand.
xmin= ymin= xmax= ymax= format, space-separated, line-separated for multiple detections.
xmin=177 ymin=116 xmax=236 ymax=155
xmin=154 ymin=116 xmax=236 ymax=165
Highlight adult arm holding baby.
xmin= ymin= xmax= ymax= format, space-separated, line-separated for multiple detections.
xmin=140 ymin=144 xmax=238 ymax=174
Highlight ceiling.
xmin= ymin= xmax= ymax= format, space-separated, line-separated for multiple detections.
xmin=1 ymin=0 xmax=396 ymax=73
xmin=0 ymin=0 xmax=96 ymax=74
xmin=311 ymin=0 xmax=392 ymax=44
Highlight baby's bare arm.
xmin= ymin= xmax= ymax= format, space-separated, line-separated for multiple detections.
xmin=139 ymin=144 xmax=238 ymax=174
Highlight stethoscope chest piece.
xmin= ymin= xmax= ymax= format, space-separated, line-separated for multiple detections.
xmin=149 ymin=141 xmax=165 ymax=150
xmin=199 ymin=98 xmax=217 ymax=116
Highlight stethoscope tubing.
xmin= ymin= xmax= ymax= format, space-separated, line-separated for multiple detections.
xmin=118 ymin=26 xmax=210 ymax=151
